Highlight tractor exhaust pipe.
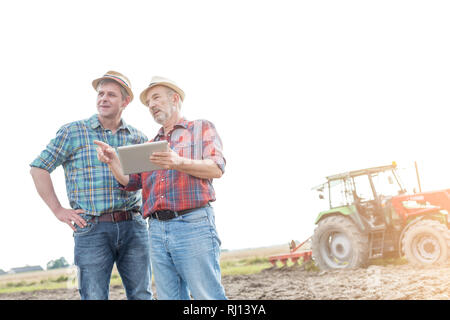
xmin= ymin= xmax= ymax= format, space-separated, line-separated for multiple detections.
xmin=415 ymin=161 xmax=422 ymax=193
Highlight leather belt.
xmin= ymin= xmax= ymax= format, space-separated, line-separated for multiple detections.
xmin=97 ymin=211 xmax=136 ymax=223
xmin=149 ymin=206 xmax=206 ymax=221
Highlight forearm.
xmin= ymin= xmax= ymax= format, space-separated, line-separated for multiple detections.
xmin=29 ymin=167 xmax=63 ymax=214
xmin=175 ymin=158 xmax=223 ymax=179
xmin=107 ymin=161 xmax=130 ymax=186
xmin=30 ymin=167 xmax=87 ymax=230
xmin=93 ymin=140 xmax=130 ymax=186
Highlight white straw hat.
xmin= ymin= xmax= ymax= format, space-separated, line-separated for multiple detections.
xmin=92 ymin=70 xmax=134 ymax=101
xmin=139 ymin=76 xmax=185 ymax=106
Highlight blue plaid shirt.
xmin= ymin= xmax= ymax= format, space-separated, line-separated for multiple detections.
xmin=30 ymin=114 xmax=148 ymax=216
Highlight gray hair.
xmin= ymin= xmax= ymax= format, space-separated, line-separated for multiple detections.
xmin=96 ymin=79 xmax=129 ymax=101
xmin=165 ymin=87 xmax=183 ymax=108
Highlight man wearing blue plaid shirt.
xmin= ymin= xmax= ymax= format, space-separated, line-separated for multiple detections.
xmin=30 ymin=71 xmax=153 ymax=300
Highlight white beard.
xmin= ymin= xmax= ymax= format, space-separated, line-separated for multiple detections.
xmin=153 ymin=104 xmax=177 ymax=125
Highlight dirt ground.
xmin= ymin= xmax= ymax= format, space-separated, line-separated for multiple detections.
xmin=2 ymin=261 xmax=450 ymax=300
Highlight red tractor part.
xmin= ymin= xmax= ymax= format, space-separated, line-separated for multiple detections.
xmin=392 ymin=189 xmax=450 ymax=223
xmin=268 ymin=237 xmax=312 ymax=267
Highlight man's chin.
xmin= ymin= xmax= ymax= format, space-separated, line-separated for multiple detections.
xmin=98 ymin=111 xmax=118 ymax=120
xmin=153 ymin=116 xmax=165 ymax=125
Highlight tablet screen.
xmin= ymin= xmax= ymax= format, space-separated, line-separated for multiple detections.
xmin=117 ymin=141 xmax=169 ymax=174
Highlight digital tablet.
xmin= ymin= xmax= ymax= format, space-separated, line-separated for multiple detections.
xmin=117 ymin=141 xmax=168 ymax=174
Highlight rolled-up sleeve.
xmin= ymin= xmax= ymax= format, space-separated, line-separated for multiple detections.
xmin=120 ymin=173 xmax=142 ymax=191
xmin=202 ymin=121 xmax=226 ymax=173
xmin=30 ymin=126 xmax=72 ymax=173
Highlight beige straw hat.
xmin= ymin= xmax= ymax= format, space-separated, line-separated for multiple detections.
xmin=139 ymin=76 xmax=185 ymax=106
xmin=92 ymin=71 xmax=134 ymax=101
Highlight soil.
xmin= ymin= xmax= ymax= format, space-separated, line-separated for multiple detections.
xmin=2 ymin=262 xmax=450 ymax=300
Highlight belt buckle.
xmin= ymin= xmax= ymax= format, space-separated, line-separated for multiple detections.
xmin=155 ymin=210 xmax=173 ymax=221
xmin=154 ymin=211 xmax=166 ymax=221
xmin=112 ymin=211 xmax=125 ymax=222
xmin=158 ymin=211 xmax=169 ymax=221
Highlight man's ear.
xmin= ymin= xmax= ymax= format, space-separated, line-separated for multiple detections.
xmin=121 ymin=95 xmax=131 ymax=109
xmin=172 ymin=92 xmax=180 ymax=106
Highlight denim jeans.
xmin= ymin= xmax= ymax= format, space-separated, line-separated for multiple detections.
xmin=73 ymin=212 xmax=153 ymax=300
xmin=149 ymin=205 xmax=227 ymax=300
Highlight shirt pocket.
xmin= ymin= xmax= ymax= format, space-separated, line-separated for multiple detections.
xmin=72 ymin=144 xmax=104 ymax=169
xmin=173 ymin=141 xmax=201 ymax=159
xmin=68 ymin=145 xmax=109 ymax=193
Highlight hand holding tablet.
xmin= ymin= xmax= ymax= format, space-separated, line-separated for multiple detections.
xmin=94 ymin=140 xmax=169 ymax=175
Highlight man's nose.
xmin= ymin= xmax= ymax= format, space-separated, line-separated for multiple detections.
xmin=98 ymin=95 xmax=108 ymax=104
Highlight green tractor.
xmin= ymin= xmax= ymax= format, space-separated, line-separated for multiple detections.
xmin=311 ymin=163 xmax=450 ymax=269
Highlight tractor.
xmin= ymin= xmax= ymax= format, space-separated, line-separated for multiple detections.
xmin=310 ymin=162 xmax=450 ymax=269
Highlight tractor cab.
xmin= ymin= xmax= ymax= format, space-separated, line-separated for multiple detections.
xmin=314 ymin=163 xmax=406 ymax=230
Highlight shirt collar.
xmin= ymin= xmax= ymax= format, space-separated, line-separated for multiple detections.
xmin=89 ymin=114 xmax=130 ymax=132
xmin=155 ymin=117 xmax=189 ymax=138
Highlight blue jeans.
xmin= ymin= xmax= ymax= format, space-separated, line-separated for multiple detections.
xmin=73 ymin=212 xmax=153 ymax=300
xmin=149 ymin=205 xmax=227 ymax=300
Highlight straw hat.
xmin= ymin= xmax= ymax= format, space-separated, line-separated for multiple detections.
xmin=92 ymin=71 xmax=134 ymax=101
xmin=139 ymin=76 xmax=185 ymax=106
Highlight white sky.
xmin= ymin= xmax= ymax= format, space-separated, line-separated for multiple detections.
xmin=1 ymin=0 xmax=450 ymax=271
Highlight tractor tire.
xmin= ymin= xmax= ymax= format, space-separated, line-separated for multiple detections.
xmin=402 ymin=219 xmax=450 ymax=266
xmin=312 ymin=215 xmax=369 ymax=270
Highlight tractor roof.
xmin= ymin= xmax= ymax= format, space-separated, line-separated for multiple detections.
xmin=325 ymin=164 xmax=396 ymax=182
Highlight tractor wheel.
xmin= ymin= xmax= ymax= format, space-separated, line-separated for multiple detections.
xmin=312 ymin=215 xmax=369 ymax=270
xmin=402 ymin=219 xmax=450 ymax=266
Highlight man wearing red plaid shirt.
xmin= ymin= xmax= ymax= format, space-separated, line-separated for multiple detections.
xmin=94 ymin=76 xmax=227 ymax=300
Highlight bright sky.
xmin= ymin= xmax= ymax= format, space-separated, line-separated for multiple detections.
xmin=1 ymin=0 xmax=449 ymax=271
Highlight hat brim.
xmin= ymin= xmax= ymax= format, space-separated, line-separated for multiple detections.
xmin=92 ymin=77 xmax=134 ymax=102
xmin=139 ymin=82 xmax=185 ymax=106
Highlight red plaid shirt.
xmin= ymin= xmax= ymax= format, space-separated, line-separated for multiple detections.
xmin=123 ymin=118 xmax=225 ymax=218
